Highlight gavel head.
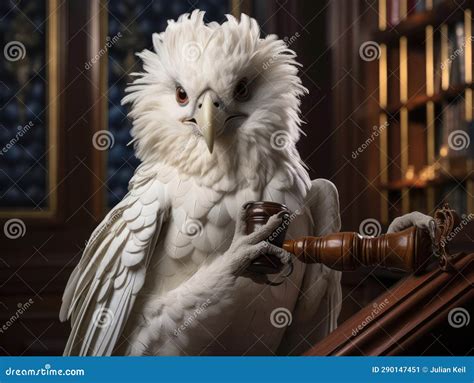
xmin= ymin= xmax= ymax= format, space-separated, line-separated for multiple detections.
xmin=243 ymin=201 xmax=291 ymax=274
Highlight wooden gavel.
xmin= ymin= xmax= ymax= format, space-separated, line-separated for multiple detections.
xmin=244 ymin=201 xmax=434 ymax=274
xmin=282 ymin=226 xmax=433 ymax=273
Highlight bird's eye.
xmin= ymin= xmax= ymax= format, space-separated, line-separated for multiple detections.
xmin=234 ymin=78 xmax=250 ymax=101
xmin=176 ymin=86 xmax=189 ymax=106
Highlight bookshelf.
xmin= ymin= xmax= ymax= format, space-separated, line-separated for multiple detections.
xmin=376 ymin=0 xmax=474 ymax=224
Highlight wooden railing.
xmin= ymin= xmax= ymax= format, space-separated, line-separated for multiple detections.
xmin=307 ymin=206 xmax=474 ymax=356
xmin=305 ymin=251 xmax=473 ymax=355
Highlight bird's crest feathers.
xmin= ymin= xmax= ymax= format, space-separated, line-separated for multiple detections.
xmin=122 ymin=10 xmax=308 ymax=187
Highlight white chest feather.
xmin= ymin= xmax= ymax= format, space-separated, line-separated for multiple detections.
xmin=123 ymin=163 xmax=313 ymax=355
xmin=136 ymin=166 xmax=306 ymax=293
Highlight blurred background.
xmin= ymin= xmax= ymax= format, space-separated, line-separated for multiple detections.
xmin=0 ymin=0 xmax=472 ymax=355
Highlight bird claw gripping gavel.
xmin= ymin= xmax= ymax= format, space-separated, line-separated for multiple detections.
xmin=243 ymin=201 xmax=452 ymax=284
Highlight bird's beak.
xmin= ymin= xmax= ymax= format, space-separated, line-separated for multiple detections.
xmin=194 ymin=91 xmax=226 ymax=154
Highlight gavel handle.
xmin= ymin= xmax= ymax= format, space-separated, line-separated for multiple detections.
xmin=283 ymin=226 xmax=433 ymax=273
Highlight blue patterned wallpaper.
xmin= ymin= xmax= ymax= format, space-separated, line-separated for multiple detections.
xmin=0 ymin=1 xmax=47 ymax=208
xmin=106 ymin=0 xmax=231 ymax=207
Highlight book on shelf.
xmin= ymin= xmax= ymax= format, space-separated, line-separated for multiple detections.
xmin=386 ymin=0 xmax=427 ymax=26
xmin=467 ymin=120 xmax=474 ymax=159
xmin=387 ymin=0 xmax=401 ymax=26
xmin=448 ymin=22 xmax=466 ymax=87
xmin=440 ymin=100 xmax=470 ymax=159
xmin=434 ymin=22 xmax=466 ymax=93
xmin=434 ymin=36 xmax=442 ymax=93
xmin=415 ymin=0 xmax=426 ymax=12
xmin=444 ymin=27 xmax=455 ymax=88
xmin=440 ymin=183 xmax=467 ymax=214
xmin=428 ymin=99 xmax=471 ymax=215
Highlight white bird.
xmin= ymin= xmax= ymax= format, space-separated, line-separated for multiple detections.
xmin=60 ymin=11 xmax=434 ymax=356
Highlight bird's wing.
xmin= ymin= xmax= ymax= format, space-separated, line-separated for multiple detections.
xmin=278 ymin=178 xmax=342 ymax=355
xmin=60 ymin=164 xmax=170 ymax=356
xmin=306 ymin=178 xmax=341 ymax=236
xmin=262 ymin=164 xmax=310 ymax=214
